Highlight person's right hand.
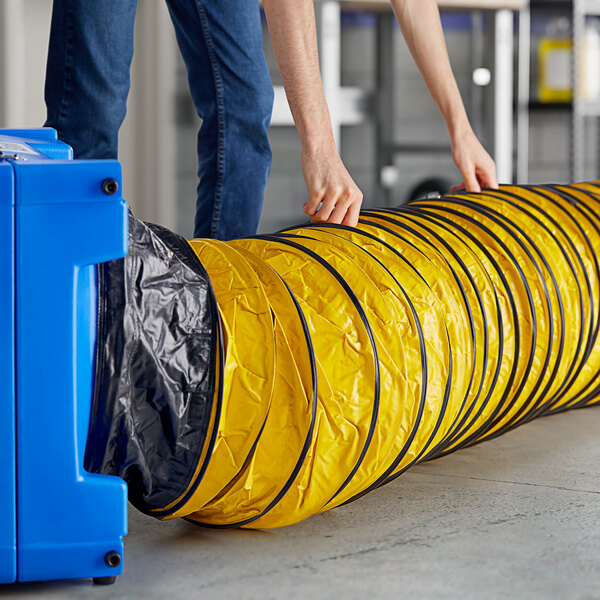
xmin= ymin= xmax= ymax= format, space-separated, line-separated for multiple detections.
xmin=301 ymin=146 xmax=363 ymax=227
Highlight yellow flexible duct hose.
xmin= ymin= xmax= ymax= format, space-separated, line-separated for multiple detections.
xmin=157 ymin=182 xmax=600 ymax=529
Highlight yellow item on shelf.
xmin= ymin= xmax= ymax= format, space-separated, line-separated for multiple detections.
xmin=539 ymin=38 xmax=573 ymax=103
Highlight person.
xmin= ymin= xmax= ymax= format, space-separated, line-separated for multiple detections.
xmin=44 ymin=0 xmax=497 ymax=241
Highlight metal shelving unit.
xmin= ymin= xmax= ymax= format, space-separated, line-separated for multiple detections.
xmin=572 ymin=0 xmax=600 ymax=180
xmin=526 ymin=0 xmax=600 ymax=181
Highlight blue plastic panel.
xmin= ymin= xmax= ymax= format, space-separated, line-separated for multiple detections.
xmin=0 ymin=162 xmax=16 ymax=584
xmin=13 ymin=147 xmax=128 ymax=582
xmin=0 ymin=128 xmax=72 ymax=160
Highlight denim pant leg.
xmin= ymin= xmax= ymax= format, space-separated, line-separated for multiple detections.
xmin=44 ymin=0 xmax=138 ymax=159
xmin=166 ymin=0 xmax=274 ymax=240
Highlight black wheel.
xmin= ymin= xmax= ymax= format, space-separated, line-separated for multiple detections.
xmin=407 ymin=178 xmax=452 ymax=202
xmin=93 ymin=576 xmax=117 ymax=585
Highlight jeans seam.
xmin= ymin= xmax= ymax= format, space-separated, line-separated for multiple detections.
xmin=193 ymin=0 xmax=226 ymax=239
xmin=56 ymin=0 xmax=75 ymax=129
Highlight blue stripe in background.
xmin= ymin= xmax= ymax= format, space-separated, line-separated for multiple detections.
xmin=260 ymin=7 xmax=473 ymax=32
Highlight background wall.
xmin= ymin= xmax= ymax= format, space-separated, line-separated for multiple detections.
xmin=0 ymin=0 xmax=51 ymax=128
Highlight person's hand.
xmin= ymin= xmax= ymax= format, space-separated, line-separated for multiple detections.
xmin=450 ymin=128 xmax=498 ymax=192
xmin=301 ymin=146 xmax=363 ymax=227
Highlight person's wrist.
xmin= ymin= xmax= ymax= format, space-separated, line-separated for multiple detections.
xmin=448 ymin=117 xmax=473 ymax=146
xmin=300 ymin=127 xmax=337 ymax=158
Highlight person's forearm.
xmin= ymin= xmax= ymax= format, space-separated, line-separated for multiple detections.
xmin=392 ymin=0 xmax=497 ymax=190
xmin=261 ymin=0 xmax=336 ymax=152
xmin=390 ymin=0 xmax=471 ymax=140
xmin=261 ymin=0 xmax=363 ymax=226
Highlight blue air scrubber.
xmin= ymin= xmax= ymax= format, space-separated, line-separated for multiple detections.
xmin=0 ymin=128 xmax=128 ymax=585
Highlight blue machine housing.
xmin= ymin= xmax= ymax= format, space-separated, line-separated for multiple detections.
xmin=0 ymin=128 xmax=128 ymax=584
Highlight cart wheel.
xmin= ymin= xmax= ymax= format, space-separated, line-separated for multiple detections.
xmin=407 ymin=177 xmax=452 ymax=202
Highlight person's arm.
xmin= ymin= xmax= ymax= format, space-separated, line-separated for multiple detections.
xmin=390 ymin=0 xmax=498 ymax=191
xmin=261 ymin=0 xmax=363 ymax=225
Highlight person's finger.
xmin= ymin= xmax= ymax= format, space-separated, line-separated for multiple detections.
xmin=341 ymin=200 xmax=361 ymax=227
xmin=325 ymin=194 xmax=352 ymax=224
xmin=304 ymin=189 xmax=326 ymax=217
xmin=451 ymin=180 xmax=465 ymax=191
xmin=477 ymin=164 xmax=499 ymax=189
xmin=311 ymin=190 xmax=341 ymax=222
xmin=463 ymin=167 xmax=481 ymax=193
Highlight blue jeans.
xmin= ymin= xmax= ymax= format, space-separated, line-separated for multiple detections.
xmin=45 ymin=0 xmax=273 ymax=240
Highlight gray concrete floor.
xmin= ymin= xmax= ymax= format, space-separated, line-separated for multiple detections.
xmin=4 ymin=406 xmax=600 ymax=600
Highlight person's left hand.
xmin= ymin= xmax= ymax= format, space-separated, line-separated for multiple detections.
xmin=450 ymin=128 xmax=498 ymax=192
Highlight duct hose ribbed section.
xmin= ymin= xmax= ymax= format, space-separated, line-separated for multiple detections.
xmin=85 ymin=182 xmax=600 ymax=529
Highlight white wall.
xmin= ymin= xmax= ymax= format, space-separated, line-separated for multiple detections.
xmin=120 ymin=1 xmax=178 ymax=228
xmin=0 ymin=0 xmax=51 ymax=127
xmin=0 ymin=0 xmax=178 ymax=229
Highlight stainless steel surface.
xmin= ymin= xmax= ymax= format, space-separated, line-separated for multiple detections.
xmin=517 ymin=5 xmax=531 ymax=183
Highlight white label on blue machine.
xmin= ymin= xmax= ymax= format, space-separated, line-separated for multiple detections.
xmin=0 ymin=142 xmax=39 ymax=155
